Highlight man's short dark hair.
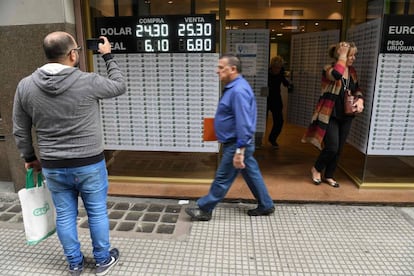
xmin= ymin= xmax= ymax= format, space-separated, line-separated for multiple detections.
xmin=220 ymin=53 xmax=242 ymax=73
xmin=43 ymin=32 xmax=75 ymax=61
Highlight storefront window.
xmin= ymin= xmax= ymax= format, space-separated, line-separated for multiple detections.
xmin=341 ymin=0 xmax=414 ymax=186
xmin=84 ymin=0 xmax=345 ymax=185
xmin=83 ymin=0 xmax=413 ymax=192
xmin=86 ymin=0 xmax=220 ymax=182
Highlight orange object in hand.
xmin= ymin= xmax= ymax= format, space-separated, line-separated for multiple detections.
xmin=203 ymin=118 xmax=217 ymax=141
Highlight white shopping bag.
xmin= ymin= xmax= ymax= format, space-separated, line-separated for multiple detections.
xmin=18 ymin=168 xmax=56 ymax=245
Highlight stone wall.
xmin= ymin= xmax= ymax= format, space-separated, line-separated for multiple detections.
xmin=0 ymin=23 xmax=75 ymax=191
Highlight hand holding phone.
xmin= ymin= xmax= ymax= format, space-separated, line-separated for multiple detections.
xmin=86 ymin=38 xmax=105 ymax=51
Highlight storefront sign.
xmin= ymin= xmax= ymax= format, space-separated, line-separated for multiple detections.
xmin=381 ymin=15 xmax=414 ymax=54
xmin=235 ymin=43 xmax=257 ymax=76
xmin=95 ymin=14 xmax=216 ymax=53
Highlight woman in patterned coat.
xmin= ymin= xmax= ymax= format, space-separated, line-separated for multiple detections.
xmin=302 ymin=42 xmax=364 ymax=188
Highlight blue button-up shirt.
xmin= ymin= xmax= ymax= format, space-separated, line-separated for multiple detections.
xmin=214 ymin=75 xmax=256 ymax=148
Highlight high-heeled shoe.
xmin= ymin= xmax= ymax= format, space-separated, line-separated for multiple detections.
xmin=325 ymin=178 xmax=339 ymax=188
xmin=310 ymin=167 xmax=321 ymax=185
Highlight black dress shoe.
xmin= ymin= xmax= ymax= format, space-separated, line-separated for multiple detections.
xmin=185 ymin=207 xmax=212 ymax=221
xmin=268 ymin=140 xmax=279 ymax=149
xmin=247 ymin=206 xmax=275 ymax=216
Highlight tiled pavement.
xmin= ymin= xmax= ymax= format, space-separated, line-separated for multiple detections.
xmin=0 ymin=191 xmax=413 ymax=275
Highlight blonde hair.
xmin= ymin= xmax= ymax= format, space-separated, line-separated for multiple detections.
xmin=328 ymin=41 xmax=357 ymax=60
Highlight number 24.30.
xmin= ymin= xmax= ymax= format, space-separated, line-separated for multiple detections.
xmin=136 ymin=24 xmax=168 ymax=37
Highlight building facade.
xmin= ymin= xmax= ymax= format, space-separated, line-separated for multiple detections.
xmin=1 ymin=0 xmax=413 ymax=195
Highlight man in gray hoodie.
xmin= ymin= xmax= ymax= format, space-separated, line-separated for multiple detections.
xmin=13 ymin=31 xmax=126 ymax=276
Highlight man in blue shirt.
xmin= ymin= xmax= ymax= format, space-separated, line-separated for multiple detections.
xmin=185 ymin=54 xmax=274 ymax=221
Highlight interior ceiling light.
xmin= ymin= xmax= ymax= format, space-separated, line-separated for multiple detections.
xmin=337 ymin=0 xmax=342 ymax=2
xmin=315 ymin=22 xmax=319 ymax=26
xmin=244 ymin=22 xmax=249 ymax=26
xmin=168 ymin=1 xmax=173 ymax=4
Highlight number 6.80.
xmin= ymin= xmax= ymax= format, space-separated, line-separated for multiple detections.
xmin=187 ymin=38 xmax=211 ymax=51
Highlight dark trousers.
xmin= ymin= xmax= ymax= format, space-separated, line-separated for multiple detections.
xmin=314 ymin=116 xmax=353 ymax=178
xmin=268 ymin=107 xmax=284 ymax=144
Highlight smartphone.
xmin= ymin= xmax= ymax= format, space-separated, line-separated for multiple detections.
xmin=86 ymin=38 xmax=104 ymax=51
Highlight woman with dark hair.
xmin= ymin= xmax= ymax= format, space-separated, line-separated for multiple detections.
xmin=302 ymin=42 xmax=364 ymax=188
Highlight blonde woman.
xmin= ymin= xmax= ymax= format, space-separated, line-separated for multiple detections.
xmin=302 ymin=42 xmax=364 ymax=188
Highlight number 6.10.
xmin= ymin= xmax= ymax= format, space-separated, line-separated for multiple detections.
xmin=145 ymin=39 xmax=169 ymax=52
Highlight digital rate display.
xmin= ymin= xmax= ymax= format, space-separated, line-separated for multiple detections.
xmin=95 ymin=14 xmax=216 ymax=53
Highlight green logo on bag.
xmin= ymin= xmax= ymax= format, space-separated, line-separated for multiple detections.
xmin=33 ymin=203 xmax=50 ymax=216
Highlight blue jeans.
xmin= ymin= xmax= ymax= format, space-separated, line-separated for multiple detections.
xmin=197 ymin=143 xmax=274 ymax=212
xmin=42 ymin=159 xmax=110 ymax=266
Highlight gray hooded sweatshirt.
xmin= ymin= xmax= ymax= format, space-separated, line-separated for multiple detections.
xmin=13 ymin=54 xmax=126 ymax=168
